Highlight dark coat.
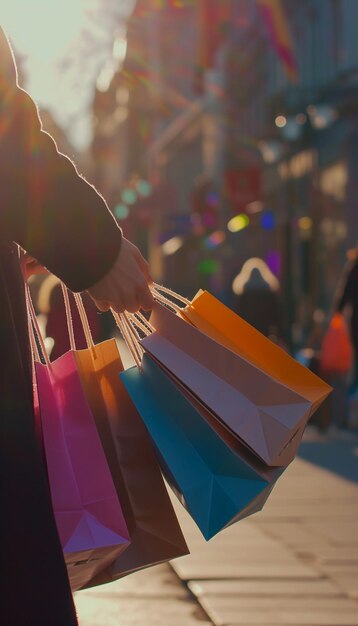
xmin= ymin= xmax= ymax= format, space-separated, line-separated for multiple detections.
xmin=234 ymin=270 xmax=283 ymax=339
xmin=0 ymin=28 xmax=122 ymax=626
xmin=234 ymin=287 xmax=282 ymax=338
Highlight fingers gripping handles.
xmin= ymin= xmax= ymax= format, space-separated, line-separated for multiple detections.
xmin=26 ymin=276 xmax=189 ymax=369
xmin=111 ymin=283 xmax=190 ymax=369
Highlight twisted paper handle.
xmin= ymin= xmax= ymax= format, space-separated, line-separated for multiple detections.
xmin=152 ymin=283 xmax=191 ymax=307
xmin=115 ymin=283 xmax=190 ymax=358
xmin=111 ymin=310 xmax=143 ymax=368
xmin=25 ymin=283 xmax=50 ymax=367
xmin=127 ymin=311 xmax=153 ymax=335
xmin=60 ymin=284 xmax=97 ymax=354
xmin=150 ymin=283 xmax=190 ymax=313
xmin=121 ymin=312 xmax=144 ymax=366
xmin=27 ymin=280 xmax=96 ymax=364
xmin=73 ymin=292 xmax=94 ymax=349
xmin=61 ymin=284 xmax=76 ymax=351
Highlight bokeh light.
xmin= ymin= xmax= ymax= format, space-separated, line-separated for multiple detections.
xmin=275 ymin=115 xmax=287 ymax=128
xmin=197 ymin=259 xmax=219 ymax=275
xmin=204 ymin=230 xmax=226 ymax=250
xmin=136 ymin=179 xmax=152 ymax=197
xmin=114 ymin=204 xmax=129 ymax=220
xmin=227 ymin=214 xmax=250 ymax=233
xmin=260 ymin=210 xmax=275 ymax=230
xmin=121 ymin=189 xmax=137 ymax=205
xmin=162 ymin=237 xmax=183 ymax=255
xmin=298 ymin=216 xmax=313 ymax=231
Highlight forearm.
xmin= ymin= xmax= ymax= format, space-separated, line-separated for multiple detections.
xmin=0 ymin=31 xmax=121 ymax=291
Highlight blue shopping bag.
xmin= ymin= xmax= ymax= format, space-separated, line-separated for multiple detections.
xmin=120 ymin=354 xmax=282 ymax=541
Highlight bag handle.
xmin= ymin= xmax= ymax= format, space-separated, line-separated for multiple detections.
xmin=152 ymin=283 xmax=191 ymax=307
xmin=111 ymin=310 xmax=143 ymax=368
xmin=61 ymin=284 xmax=96 ymax=352
xmin=26 ymin=278 xmax=95 ymax=362
xmin=26 ymin=291 xmax=41 ymax=364
xmin=28 ymin=316 xmax=41 ymax=363
xmin=151 ymin=290 xmax=180 ymax=312
xmin=123 ymin=312 xmax=144 ymax=364
xmin=150 ymin=283 xmax=191 ymax=313
xmin=25 ymin=283 xmax=51 ymax=367
xmin=111 ymin=282 xmax=190 ymax=364
xmin=73 ymin=291 xmax=94 ymax=349
xmin=128 ymin=311 xmax=154 ymax=335
xmin=61 ymin=283 xmax=76 ymax=351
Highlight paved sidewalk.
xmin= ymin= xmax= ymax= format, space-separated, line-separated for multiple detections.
xmin=75 ymin=437 xmax=358 ymax=626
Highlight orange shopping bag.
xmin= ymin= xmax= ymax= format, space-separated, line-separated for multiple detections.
xmin=320 ymin=313 xmax=353 ymax=375
xmin=179 ymin=289 xmax=331 ymax=413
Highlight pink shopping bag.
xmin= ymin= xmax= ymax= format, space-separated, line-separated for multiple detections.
xmin=27 ymin=290 xmax=130 ymax=591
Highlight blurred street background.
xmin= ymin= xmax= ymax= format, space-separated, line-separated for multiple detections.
xmin=2 ymin=1 xmax=358 ymax=623
xmin=4 ymin=0 xmax=357 ymax=430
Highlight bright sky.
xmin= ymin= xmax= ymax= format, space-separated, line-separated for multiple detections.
xmin=0 ymin=0 xmax=133 ymax=150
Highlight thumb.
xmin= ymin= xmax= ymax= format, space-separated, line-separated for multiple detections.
xmin=135 ymin=252 xmax=153 ymax=284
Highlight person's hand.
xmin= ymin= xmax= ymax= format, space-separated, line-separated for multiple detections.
xmin=87 ymin=237 xmax=154 ymax=314
xmin=21 ymin=252 xmax=49 ymax=280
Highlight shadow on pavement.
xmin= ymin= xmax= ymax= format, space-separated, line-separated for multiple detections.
xmin=298 ymin=436 xmax=358 ymax=484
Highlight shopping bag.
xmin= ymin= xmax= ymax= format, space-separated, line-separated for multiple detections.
xmin=140 ymin=301 xmax=329 ymax=466
xmin=120 ymin=353 xmax=283 ymax=541
xmin=70 ymin=299 xmax=188 ymax=586
xmin=27 ymin=290 xmax=130 ymax=591
xmin=179 ymin=289 xmax=331 ymax=414
xmin=320 ymin=313 xmax=353 ymax=374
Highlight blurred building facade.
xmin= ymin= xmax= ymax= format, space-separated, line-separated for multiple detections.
xmin=224 ymin=0 xmax=358 ymax=347
xmin=90 ymin=0 xmax=358 ymax=349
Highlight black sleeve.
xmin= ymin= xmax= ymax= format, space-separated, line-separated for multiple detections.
xmin=0 ymin=27 xmax=122 ymax=292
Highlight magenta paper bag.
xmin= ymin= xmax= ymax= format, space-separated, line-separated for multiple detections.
xmin=141 ymin=303 xmax=312 ymax=467
xmin=35 ymin=352 xmax=130 ymax=591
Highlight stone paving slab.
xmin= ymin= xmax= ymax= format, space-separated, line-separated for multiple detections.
xmin=224 ymin=618 xmax=358 ymax=626
xmin=316 ymin=564 xmax=358 ymax=577
xmin=199 ymin=595 xmax=358 ymax=626
xmin=223 ymin=616 xmax=358 ymax=626
xmin=75 ymin=596 xmax=212 ymax=626
xmin=255 ymin=499 xmax=358 ymax=520
xmin=251 ymin=521 xmax=330 ymax=550
xmin=253 ymin=520 xmax=342 ymax=544
xmin=307 ymin=547 xmax=358 ymax=561
xmin=75 ymin=564 xmax=188 ymax=598
xmin=75 ymin=564 xmax=212 ymax=625
xmin=188 ymin=579 xmax=340 ymax=597
xmin=329 ymin=575 xmax=358 ymax=598
xmin=266 ymin=477 xmax=358 ymax=498
xmin=172 ymin=558 xmax=320 ymax=581
xmin=171 ymin=510 xmax=270 ymax=551
xmin=303 ymin=521 xmax=358 ymax=544
xmin=170 ymin=497 xmax=320 ymax=581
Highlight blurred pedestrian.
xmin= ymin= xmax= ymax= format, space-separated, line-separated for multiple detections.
xmin=335 ymin=248 xmax=358 ymax=396
xmin=0 ymin=27 xmax=153 ymax=626
xmin=232 ymin=258 xmax=283 ymax=341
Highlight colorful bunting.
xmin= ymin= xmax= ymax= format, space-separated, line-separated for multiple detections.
xmin=258 ymin=0 xmax=299 ymax=83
